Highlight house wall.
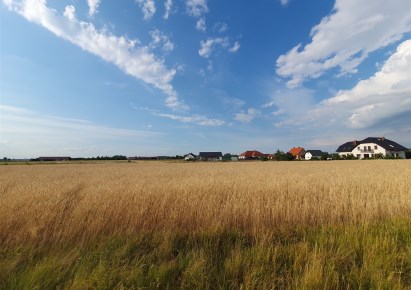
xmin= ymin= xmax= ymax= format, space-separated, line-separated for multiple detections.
xmin=339 ymin=142 xmax=406 ymax=159
xmin=305 ymin=152 xmax=312 ymax=160
xmin=351 ymin=143 xmax=386 ymax=159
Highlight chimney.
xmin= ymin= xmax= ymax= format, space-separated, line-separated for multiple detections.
xmin=353 ymin=140 xmax=357 ymax=146
xmin=382 ymin=136 xmax=385 ymax=141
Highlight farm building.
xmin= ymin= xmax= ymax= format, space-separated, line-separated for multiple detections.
xmin=184 ymin=153 xmax=197 ymax=161
xmin=198 ymin=152 xmax=223 ymax=161
xmin=305 ymin=150 xmax=327 ymax=160
xmin=38 ymin=157 xmax=71 ymax=161
xmin=238 ymin=150 xmax=267 ymax=160
xmin=336 ymin=137 xmax=407 ymax=159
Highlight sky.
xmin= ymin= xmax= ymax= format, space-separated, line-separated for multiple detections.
xmin=1 ymin=0 xmax=411 ymax=158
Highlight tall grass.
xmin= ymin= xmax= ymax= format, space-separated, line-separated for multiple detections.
xmin=1 ymin=160 xmax=410 ymax=288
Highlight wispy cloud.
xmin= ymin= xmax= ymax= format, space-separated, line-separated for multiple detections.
xmin=149 ymin=29 xmax=174 ymax=52
xmin=199 ymin=37 xmax=229 ymax=58
xmin=136 ymin=0 xmax=156 ymax=21
xmin=196 ymin=17 xmax=206 ymax=32
xmin=279 ymin=0 xmax=289 ymax=6
xmin=186 ymin=0 xmax=208 ymax=17
xmin=276 ymin=0 xmax=411 ymax=88
xmin=213 ymin=22 xmax=228 ymax=33
xmin=234 ymin=108 xmax=261 ymax=123
xmin=154 ymin=112 xmax=225 ymax=126
xmin=87 ymin=0 xmax=100 ymax=17
xmin=164 ymin=0 xmax=172 ymax=19
xmin=0 ymin=104 xmax=161 ymax=157
xmin=4 ymin=0 xmax=186 ymax=110
xmin=229 ymin=41 xmax=240 ymax=53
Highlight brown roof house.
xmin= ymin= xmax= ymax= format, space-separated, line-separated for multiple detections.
xmin=239 ymin=150 xmax=267 ymax=160
xmin=289 ymin=147 xmax=305 ymax=160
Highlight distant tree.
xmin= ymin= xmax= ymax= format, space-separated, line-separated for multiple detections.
xmin=273 ymin=150 xmax=295 ymax=161
xmin=223 ymin=153 xmax=232 ymax=161
xmin=406 ymin=149 xmax=411 ymax=159
xmin=320 ymin=153 xmax=330 ymax=160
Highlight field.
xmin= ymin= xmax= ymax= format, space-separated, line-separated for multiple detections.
xmin=1 ymin=160 xmax=410 ymax=289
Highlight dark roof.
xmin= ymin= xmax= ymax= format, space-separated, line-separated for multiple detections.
xmin=306 ymin=150 xmax=326 ymax=156
xmin=199 ymin=152 xmax=223 ymax=158
xmin=336 ymin=137 xmax=407 ymax=152
xmin=361 ymin=137 xmax=407 ymax=151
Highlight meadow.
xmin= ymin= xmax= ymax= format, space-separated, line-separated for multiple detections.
xmin=0 ymin=160 xmax=410 ymax=289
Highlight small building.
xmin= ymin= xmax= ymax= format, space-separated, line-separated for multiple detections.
xmin=38 ymin=157 xmax=71 ymax=161
xmin=184 ymin=153 xmax=197 ymax=161
xmin=198 ymin=152 xmax=223 ymax=161
xmin=336 ymin=137 xmax=407 ymax=159
xmin=289 ymin=147 xmax=305 ymax=160
xmin=305 ymin=150 xmax=326 ymax=160
xmin=238 ymin=150 xmax=266 ymax=160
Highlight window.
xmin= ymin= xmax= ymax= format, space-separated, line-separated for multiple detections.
xmin=374 ymin=145 xmax=378 ymax=149
xmin=368 ymin=146 xmax=371 ymax=151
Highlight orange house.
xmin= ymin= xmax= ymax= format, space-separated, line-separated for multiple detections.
xmin=289 ymin=147 xmax=305 ymax=160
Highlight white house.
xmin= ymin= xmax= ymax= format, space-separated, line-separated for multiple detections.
xmin=184 ymin=153 xmax=197 ymax=161
xmin=305 ymin=150 xmax=326 ymax=160
xmin=336 ymin=137 xmax=407 ymax=159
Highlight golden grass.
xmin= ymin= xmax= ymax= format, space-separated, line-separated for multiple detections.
xmin=1 ymin=160 xmax=410 ymax=246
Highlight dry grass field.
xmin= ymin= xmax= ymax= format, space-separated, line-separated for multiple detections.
xmin=1 ymin=160 xmax=410 ymax=289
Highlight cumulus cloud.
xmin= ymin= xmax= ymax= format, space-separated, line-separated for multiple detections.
xmin=199 ymin=37 xmax=229 ymax=58
xmin=234 ymin=108 xmax=261 ymax=123
xmin=154 ymin=112 xmax=225 ymax=126
xmin=163 ymin=0 xmax=172 ymax=19
xmin=196 ymin=17 xmax=206 ymax=32
xmin=186 ymin=0 xmax=208 ymax=17
xmin=136 ymin=0 xmax=156 ymax=21
xmin=276 ymin=0 xmax=411 ymax=88
xmin=4 ymin=0 xmax=186 ymax=110
xmin=87 ymin=0 xmax=100 ymax=17
xmin=149 ymin=29 xmax=174 ymax=52
xmin=313 ymin=39 xmax=411 ymax=129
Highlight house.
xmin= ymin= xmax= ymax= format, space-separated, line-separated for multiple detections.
xmin=289 ymin=147 xmax=305 ymax=160
xmin=198 ymin=152 xmax=223 ymax=161
xmin=184 ymin=153 xmax=197 ymax=161
xmin=336 ymin=137 xmax=407 ymax=159
xmin=305 ymin=150 xmax=326 ymax=160
xmin=238 ymin=150 xmax=267 ymax=160
xmin=38 ymin=157 xmax=71 ymax=161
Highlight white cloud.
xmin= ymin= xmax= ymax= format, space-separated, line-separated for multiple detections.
xmin=186 ymin=0 xmax=208 ymax=17
xmin=87 ymin=0 xmax=100 ymax=17
xmin=0 ymin=105 xmax=160 ymax=157
xmin=213 ymin=22 xmax=228 ymax=33
xmin=313 ymin=39 xmax=411 ymax=129
xmin=229 ymin=41 xmax=240 ymax=53
xmin=63 ymin=5 xmax=75 ymax=21
xmin=279 ymin=0 xmax=289 ymax=6
xmin=234 ymin=108 xmax=261 ymax=123
xmin=199 ymin=37 xmax=229 ymax=58
xmin=136 ymin=0 xmax=156 ymax=21
xmin=196 ymin=17 xmax=206 ymax=32
xmin=164 ymin=0 xmax=172 ymax=19
xmin=149 ymin=29 xmax=174 ymax=52
xmin=154 ymin=112 xmax=225 ymax=126
xmin=276 ymin=0 xmax=411 ymax=88
xmin=4 ymin=0 xmax=186 ymax=110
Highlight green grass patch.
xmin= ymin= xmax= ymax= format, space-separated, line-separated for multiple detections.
xmin=1 ymin=219 xmax=410 ymax=289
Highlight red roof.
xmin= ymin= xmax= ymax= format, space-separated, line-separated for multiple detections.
xmin=289 ymin=147 xmax=305 ymax=157
xmin=239 ymin=150 xmax=266 ymax=158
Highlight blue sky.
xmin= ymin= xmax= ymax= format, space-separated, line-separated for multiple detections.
xmin=1 ymin=0 xmax=411 ymax=158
